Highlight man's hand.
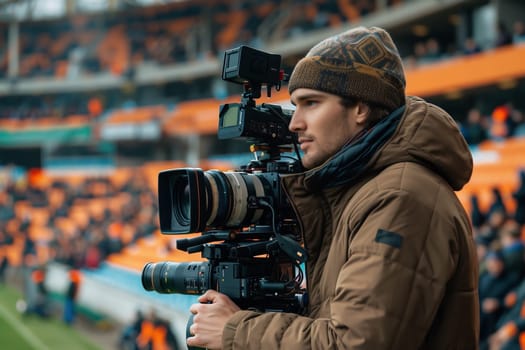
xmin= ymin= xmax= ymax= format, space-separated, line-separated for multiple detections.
xmin=187 ymin=290 xmax=241 ymax=350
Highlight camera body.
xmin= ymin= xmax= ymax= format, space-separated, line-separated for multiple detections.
xmin=142 ymin=46 xmax=307 ymax=315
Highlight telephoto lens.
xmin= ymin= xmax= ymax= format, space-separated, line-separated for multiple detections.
xmin=141 ymin=261 xmax=210 ymax=294
xmin=158 ymin=168 xmax=277 ymax=234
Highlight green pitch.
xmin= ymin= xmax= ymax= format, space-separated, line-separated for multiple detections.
xmin=0 ymin=285 xmax=103 ymax=350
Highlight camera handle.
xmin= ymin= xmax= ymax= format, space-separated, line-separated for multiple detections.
xmin=186 ymin=313 xmax=206 ymax=350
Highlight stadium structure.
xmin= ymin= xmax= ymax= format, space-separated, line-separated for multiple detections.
xmin=1 ymin=0 xmax=525 ymax=349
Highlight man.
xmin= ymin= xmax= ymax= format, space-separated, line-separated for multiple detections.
xmin=187 ymin=26 xmax=479 ymax=349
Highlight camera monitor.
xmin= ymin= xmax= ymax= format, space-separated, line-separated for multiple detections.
xmin=222 ymin=46 xmax=281 ymax=86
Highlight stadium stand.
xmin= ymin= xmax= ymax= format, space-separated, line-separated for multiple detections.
xmin=1 ymin=0 xmax=525 ymax=348
xmin=8 ymin=0 xmax=387 ymax=80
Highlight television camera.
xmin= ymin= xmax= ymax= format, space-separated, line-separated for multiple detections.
xmin=141 ymin=46 xmax=308 ymax=346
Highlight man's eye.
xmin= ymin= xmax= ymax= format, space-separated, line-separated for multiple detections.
xmin=305 ymin=100 xmax=318 ymax=107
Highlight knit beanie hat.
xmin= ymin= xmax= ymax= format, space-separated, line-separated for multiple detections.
xmin=288 ymin=26 xmax=406 ymax=111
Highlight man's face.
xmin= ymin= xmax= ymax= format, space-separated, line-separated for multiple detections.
xmin=289 ymin=88 xmax=366 ymax=169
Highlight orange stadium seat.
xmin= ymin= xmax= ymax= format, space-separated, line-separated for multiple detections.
xmin=107 ymin=193 xmax=132 ymax=216
xmin=163 ymin=96 xmax=239 ymax=135
xmin=97 ymin=25 xmax=130 ymax=75
xmin=3 ymin=237 xmax=25 ymax=267
xmin=106 ymin=105 xmax=167 ymax=125
xmin=54 ymin=60 xmax=68 ymax=78
xmin=109 ymin=167 xmax=133 ymax=188
xmin=166 ymin=17 xmax=196 ymax=34
xmin=27 ymin=207 xmax=51 ymax=227
xmin=337 ymin=0 xmax=361 ymax=22
xmin=14 ymin=200 xmax=31 ymax=219
xmin=0 ymin=118 xmax=21 ymax=129
xmin=107 ymin=232 xmax=205 ymax=272
xmin=50 ymin=173 xmax=88 ymax=187
xmin=163 ymin=89 xmax=292 ymax=137
xmin=198 ymin=159 xmax=236 ymax=171
xmin=215 ymin=9 xmax=247 ymax=50
xmin=28 ymin=224 xmax=54 ymax=242
xmin=142 ymin=160 xmax=187 ymax=193
xmin=458 ymin=137 xmax=525 ymax=215
xmin=54 ymin=217 xmax=78 ymax=237
xmin=65 ymin=114 xmax=90 ymax=126
xmin=466 ymin=163 xmax=520 ymax=193
xmin=69 ymin=205 xmax=91 ymax=229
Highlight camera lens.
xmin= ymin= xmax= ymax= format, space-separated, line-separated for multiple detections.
xmin=172 ymin=176 xmax=191 ymax=225
xmin=141 ymin=261 xmax=210 ymax=294
xmin=158 ymin=168 xmax=274 ymax=234
xmin=205 ymin=171 xmax=266 ymax=228
xmin=158 ymin=169 xmax=207 ymax=234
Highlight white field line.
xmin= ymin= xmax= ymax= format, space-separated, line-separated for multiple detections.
xmin=0 ymin=303 xmax=49 ymax=350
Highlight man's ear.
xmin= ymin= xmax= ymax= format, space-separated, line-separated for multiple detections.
xmin=355 ymin=102 xmax=371 ymax=125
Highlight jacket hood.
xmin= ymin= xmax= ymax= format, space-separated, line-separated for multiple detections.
xmin=301 ymin=96 xmax=473 ymax=191
xmin=373 ymin=96 xmax=472 ymax=191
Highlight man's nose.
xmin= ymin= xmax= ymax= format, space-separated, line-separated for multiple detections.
xmin=288 ymin=110 xmax=303 ymax=132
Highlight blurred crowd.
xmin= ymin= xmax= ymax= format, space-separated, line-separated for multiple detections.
xmin=460 ymin=103 xmax=525 ymax=146
xmin=0 ymin=168 xmax=158 ymax=272
xmin=472 ymin=171 xmax=525 ymax=349
xmin=119 ymin=309 xmax=179 ymax=350
xmin=1 ymin=1 xmax=522 ymax=80
xmin=0 ymin=0 xmax=391 ymax=124
xmin=0 ymin=165 xmax=177 ymax=346
xmin=0 ymin=0 xmax=386 ymax=80
xmin=0 ymin=2 xmax=524 ymax=132
xmin=403 ymin=19 xmax=525 ymax=69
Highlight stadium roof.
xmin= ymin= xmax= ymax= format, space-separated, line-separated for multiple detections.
xmin=0 ymin=0 xmax=185 ymax=21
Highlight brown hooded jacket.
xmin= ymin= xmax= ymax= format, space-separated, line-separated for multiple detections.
xmin=223 ymin=96 xmax=479 ymax=349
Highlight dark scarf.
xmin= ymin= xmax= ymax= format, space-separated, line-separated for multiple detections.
xmin=304 ymin=105 xmax=405 ymax=191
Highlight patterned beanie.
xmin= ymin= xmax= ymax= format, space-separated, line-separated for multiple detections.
xmin=288 ymin=26 xmax=406 ymax=111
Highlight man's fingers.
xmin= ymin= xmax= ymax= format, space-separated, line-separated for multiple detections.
xmin=188 ymin=322 xmax=196 ymax=336
xmin=198 ymin=289 xmax=219 ymax=303
xmin=189 ymin=303 xmax=200 ymax=314
xmin=187 ymin=335 xmax=205 ymax=348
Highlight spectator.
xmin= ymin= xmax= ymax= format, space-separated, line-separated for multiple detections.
xmin=63 ymin=268 xmax=82 ymax=325
xmin=513 ymin=169 xmax=525 ymax=226
xmin=462 ymin=108 xmax=489 ymax=145
xmin=0 ymin=253 xmax=8 ymax=284
xmin=0 ymin=191 xmax=15 ymax=221
xmin=508 ymin=108 xmax=525 ymax=137
xmin=411 ymin=41 xmax=428 ymax=67
xmin=420 ymin=37 xmax=442 ymax=63
xmin=512 ymin=20 xmax=525 ymax=44
xmin=488 ymin=187 xmax=508 ymax=218
xmin=152 ymin=317 xmax=178 ymax=350
xmin=84 ymin=241 xmax=103 ymax=269
xmin=87 ymin=96 xmax=103 ymax=119
xmin=119 ymin=309 xmax=145 ymax=350
xmin=136 ymin=309 xmax=157 ymax=350
xmin=464 ymin=37 xmax=482 ymax=55
xmin=489 ymin=104 xmax=511 ymax=140
xmin=136 ymin=309 xmax=178 ymax=350
xmin=495 ymin=21 xmax=513 ymax=48
xmin=477 ymin=209 xmax=507 ymax=249
xmin=499 ymin=219 xmax=525 ymax=277
xmin=22 ymin=265 xmax=51 ymax=318
xmin=479 ymin=250 xmax=522 ymax=348
xmin=476 ymin=235 xmax=491 ymax=275
xmin=471 ymin=192 xmax=487 ymax=230
xmin=489 ymin=278 xmax=525 ymax=349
